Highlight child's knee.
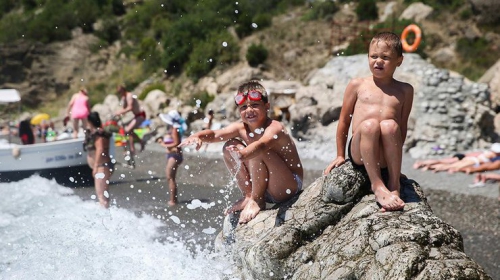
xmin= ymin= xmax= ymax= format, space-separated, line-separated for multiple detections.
xmin=359 ymin=118 xmax=380 ymax=135
xmin=222 ymin=139 xmax=245 ymax=153
xmin=380 ymin=119 xmax=399 ymax=134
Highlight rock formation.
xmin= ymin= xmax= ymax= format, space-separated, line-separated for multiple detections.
xmin=216 ymin=161 xmax=492 ymax=279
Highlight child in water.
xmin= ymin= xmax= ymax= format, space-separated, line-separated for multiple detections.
xmin=84 ymin=111 xmax=114 ymax=208
xmin=158 ymin=110 xmax=184 ymax=206
xmin=179 ymin=80 xmax=303 ymax=224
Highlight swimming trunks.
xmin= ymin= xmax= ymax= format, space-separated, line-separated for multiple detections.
xmin=348 ymin=137 xmax=365 ymax=169
xmin=265 ymin=173 xmax=303 ymax=204
xmin=166 ymin=153 xmax=183 ymax=163
xmin=71 ymin=93 xmax=90 ymax=119
xmin=135 ymin=111 xmax=146 ymax=119
xmin=452 ymin=153 xmax=465 ymax=160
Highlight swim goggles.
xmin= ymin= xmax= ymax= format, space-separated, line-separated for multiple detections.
xmin=234 ymin=90 xmax=264 ymax=105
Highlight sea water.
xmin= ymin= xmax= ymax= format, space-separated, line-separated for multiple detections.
xmin=0 ymin=176 xmax=236 ymax=280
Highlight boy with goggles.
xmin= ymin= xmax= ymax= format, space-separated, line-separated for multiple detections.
xmin=234 ymin=90 xmax=267 ymax=105
xmin=179 ymin=80 xmax=303 ymax=224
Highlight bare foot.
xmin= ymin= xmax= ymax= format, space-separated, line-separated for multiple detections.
xmin=238 ymin=199 xmax=264 ymax=224
xmin=412 ymin=161 xmax=423 ymax=169
xmin=373 ymin=187 xmax=405 ymax=212
xmin=168 ymin=200 xmax=178 ymax=206
xmin=225 ymin=197 xmax=249 ymax=215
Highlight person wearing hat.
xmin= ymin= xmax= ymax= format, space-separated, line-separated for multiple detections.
xmin=158 ymin=110 xmax=184 ymax=206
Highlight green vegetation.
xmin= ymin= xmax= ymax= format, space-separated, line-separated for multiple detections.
xmin=455 ymin=37 xmax=498 ymax=81
xmin=302 ymin=0 xmax=339 ymax=21
xmin=139 ymin=83 xmax=167 ymax=101
xmin=340 ymin=19 xmax=427 ymax=58
xmin=187 ymin=91 xmax=215 ymax=110
xmin=246 ymin=44 xmax=269 ymax=67
xmin=355 ymin=0 xmax=378 ymax=21
xmin=0 ymin=0 xmax=304 ymax=82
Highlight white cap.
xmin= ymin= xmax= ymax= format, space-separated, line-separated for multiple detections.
xmin=159 ymin=110 xmax=181 ymax=128
xmin=491 ymin=143 xmax=500 ymax=153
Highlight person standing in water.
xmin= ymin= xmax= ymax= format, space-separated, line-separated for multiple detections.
xmin=158 ymin=110 xmax=184 ymax=206
xmin=84 ymin=111 xmax=114 ymax=208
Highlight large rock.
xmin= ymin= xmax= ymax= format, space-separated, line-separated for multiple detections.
xmin=216 ymin=161 xmax=492 ymax=279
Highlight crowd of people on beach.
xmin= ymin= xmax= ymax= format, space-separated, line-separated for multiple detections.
xmin=11 ymin=31 xmax=499 ymax=220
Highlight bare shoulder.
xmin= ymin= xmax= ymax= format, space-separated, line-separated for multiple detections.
xmin=394 ymin=79 xmax=414 ymax=94
xmin=349 ymin=76 xmax=366 ymax=87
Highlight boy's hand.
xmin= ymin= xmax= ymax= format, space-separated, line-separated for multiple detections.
xmin=324 ymin=156 xmax=345 ymax=175
xmin=225 ymin=145 xmax=243 ymax=160
xmin=178 ymin=137 xmax=202 ymax=150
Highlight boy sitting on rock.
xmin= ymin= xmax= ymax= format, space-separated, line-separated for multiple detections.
xmin=324 ymin=32 xmax=414 ymax=212
xmin=179 ymin=80 xmax=303 ymax=224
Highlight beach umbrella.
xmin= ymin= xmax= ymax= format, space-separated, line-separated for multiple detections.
xmin=30 ymin=113 xmax=50 ymax=125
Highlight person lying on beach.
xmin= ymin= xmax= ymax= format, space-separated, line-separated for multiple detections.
xmin=412 ymin=152 xmax=483 ymax=171
xmin=469 ymin=172 xmax=500 ymax=202
xmin=178 ymin=80 xmax=303 ymax=224
xmin=427 ymin=143 xmax=500 ymax=174
xmin=324 ymin=32 xmax=414 ymax=212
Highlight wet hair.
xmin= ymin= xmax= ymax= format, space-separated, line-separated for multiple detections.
xmin=87 ymin=111 xmax=102 ymax=128
xmin=236 ymin=80 xmax=269 ymax=104
xmin=370 ymin=32 xmax=403 ymax=57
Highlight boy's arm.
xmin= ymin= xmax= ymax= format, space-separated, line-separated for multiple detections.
xmin=232 ymin=121 xmax=284 ymax=161
xmin=178 ymin=122 xmax=241 ymax=150
xmin=324 ymin=79 xmax=359 ymax=174
xmin=400 ymin=83 xmax=414 ymax=143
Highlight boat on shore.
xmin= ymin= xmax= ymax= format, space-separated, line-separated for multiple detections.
xmin=0 ymin=89 xmax=96 ymax=187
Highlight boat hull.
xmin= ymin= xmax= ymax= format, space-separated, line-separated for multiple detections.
xmin=0 ymin=138 xmax=94 ymax=187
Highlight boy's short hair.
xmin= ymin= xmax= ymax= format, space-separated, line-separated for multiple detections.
xmin=370 ymin=32 xmax=403 ymax=57
xmin=236 ymin=80 xmax=269 ymax=104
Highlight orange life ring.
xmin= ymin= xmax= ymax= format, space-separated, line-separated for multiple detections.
xmin=401 ymin=24 xmax=422 ymax=53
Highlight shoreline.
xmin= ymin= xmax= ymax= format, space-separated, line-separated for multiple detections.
xmin=72 ymin=143 xmax=499 ymax=278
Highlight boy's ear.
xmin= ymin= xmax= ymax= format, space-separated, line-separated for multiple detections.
xmin=397 ymin=55 xmax=404 ymax=66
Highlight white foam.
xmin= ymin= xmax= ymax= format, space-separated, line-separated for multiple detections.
xmin=0 ymin=176 xmax=235 ymax=280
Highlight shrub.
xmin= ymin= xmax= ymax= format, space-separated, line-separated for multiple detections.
xmin=303 ymin=0 xmax=339 ymax=21
xmin=246 ymin=44 xmax=268 ymax=67
xmin=139 ymin=83 xmax=166 ymax=100
xmin=356 ymin=0 xmax=378 ymax=21
xmin=95 ymin=18 xmax=121 ymax=44
xmin=187 ymin=91 xmax=215 ymax=110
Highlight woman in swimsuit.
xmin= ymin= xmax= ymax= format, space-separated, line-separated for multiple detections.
xmin=66 ymin=88 xmax=91 ymax=138
xmin=84 ymin=111 xmax=114 ymax=208
xmin=158 ymin=110 xmax=184 ymax=206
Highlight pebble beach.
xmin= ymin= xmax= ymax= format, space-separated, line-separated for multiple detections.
xmin=71 ymin=142 xmax=500 ymax=279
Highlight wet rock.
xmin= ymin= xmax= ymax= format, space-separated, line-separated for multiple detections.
xmin=216 ymin=161 xmax=492 ymax=280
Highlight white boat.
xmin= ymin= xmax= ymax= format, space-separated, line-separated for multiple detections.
xmin=0 ymin=89 xmax=100 ymax=186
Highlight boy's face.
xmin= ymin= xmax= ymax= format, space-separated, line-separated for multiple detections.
xmin=368 ymin=40 xmax=403 ymax=79
xmin=237 ymin=100 xmax=269 ymax=126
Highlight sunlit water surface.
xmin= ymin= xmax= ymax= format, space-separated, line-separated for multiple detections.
xmin=0 ymin=176 xmax=236 ymax=280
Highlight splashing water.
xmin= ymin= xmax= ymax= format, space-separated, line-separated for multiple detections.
xmin=0 ymin=176 xmax=236 ymax=280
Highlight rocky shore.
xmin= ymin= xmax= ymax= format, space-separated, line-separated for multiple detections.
xmin=71 ymin=143 xmax=499 ymax=278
